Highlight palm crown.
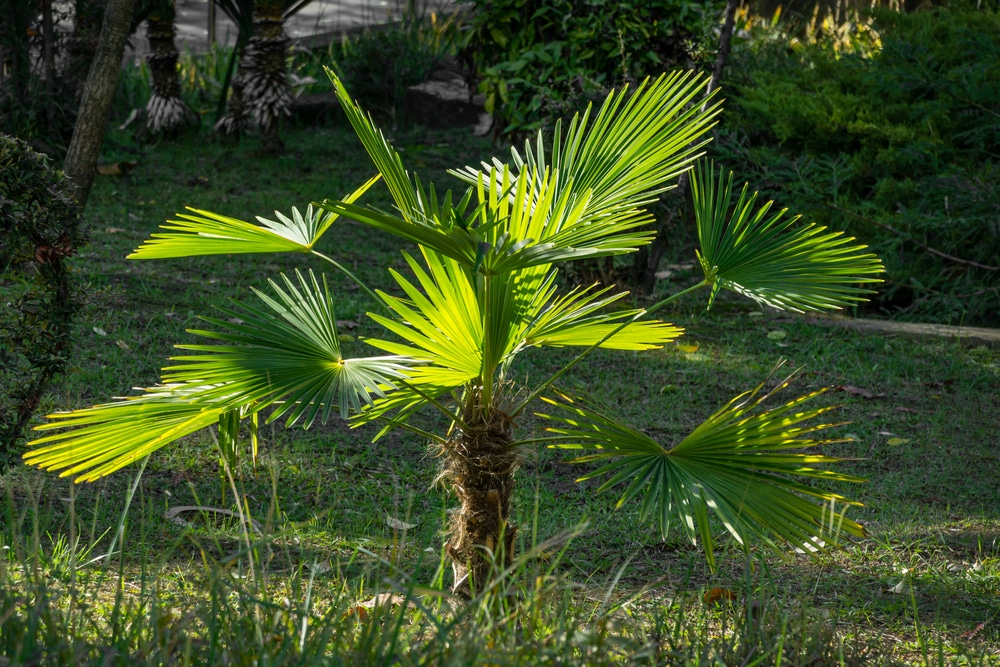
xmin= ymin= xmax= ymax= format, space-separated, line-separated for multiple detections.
xmin=25 ymin=70 xmax=883 ymax=588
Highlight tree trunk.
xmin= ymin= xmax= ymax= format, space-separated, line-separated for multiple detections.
xmin=145 ymin=1 xmax=195 ymax=133
xmin=63 ymin=0 xmax=135 ymax=206
xmin=67 ymin=0 xmax=107 ymax=101
xmin=444 ymin=402 xmax=519 ymax=596
xmin=43 ymin=0 xmax=57 ymax=133
xmin=630 ymin=0 xmax=741 ymax=295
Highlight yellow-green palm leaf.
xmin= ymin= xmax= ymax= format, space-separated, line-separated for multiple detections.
xmin=130 ymin=177 xmax=377 ymax=259
xmin=24 ymin=270 xmax=415 ymax=482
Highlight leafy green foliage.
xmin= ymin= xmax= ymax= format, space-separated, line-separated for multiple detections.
xmin=0 ymin=135 xmax=85 ymax=463
xmin=330 ymin=11 xmax=460 ymax=121
xmin=718 ymin=4 xmax=1000 ymax=325
xmin=461 ymin=0 xmax=721 ymax=137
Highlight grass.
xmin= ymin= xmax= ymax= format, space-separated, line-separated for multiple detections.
xmin=2 ymin=118 xmax=999 ymax=665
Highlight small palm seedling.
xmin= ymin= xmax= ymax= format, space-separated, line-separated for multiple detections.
xmin=24 ymin=70 xmax=883 ymax=593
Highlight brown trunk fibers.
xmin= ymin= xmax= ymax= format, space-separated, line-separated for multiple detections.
xmin=442 ymin=401 xmax=519 ymax=596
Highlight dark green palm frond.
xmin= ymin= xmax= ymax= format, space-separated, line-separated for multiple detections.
xmin=535 ymin=373 xmax=866 ymax=570
xmin=131 ymin=178 xmax=378 ymax=259
xmin=164 ymin=269 xmax=414 ymax=425
xmin=692 ymin=161 xmax=885 ymax=312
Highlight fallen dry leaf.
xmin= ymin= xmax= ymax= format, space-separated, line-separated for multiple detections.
xmin=386 ymin=515 xmax=416 ymax=531
xmin=961 ymin=622 xmax=986 ymax=640
xmin=887 ymin=437 xmax=909 ymax=446
xmin=360 ymin=593 xmax=416 ymax=609
xmin=654 ymin=270 xmax=673 ymax=280
xmin=337 ymin=320 xmax=360 ymax=330
xmin=96 ymin=161 xmax=138 ymax=176
xmin=104 ymin=227 xmax=128 ymax=234
xmin=895 ymin=406 xmax=921 ymax=414
xmin=767 ymin=329 xmax=787 ymax=341
xmin=676 ymin=342 xmax=699 ymax=353
xmin=341 ymin=605 xmax=369 ymax=621
xmin=703 ymin=587 xmax=737 ymax=606
xmin=115 ymin=339 xmax=130 ymax=351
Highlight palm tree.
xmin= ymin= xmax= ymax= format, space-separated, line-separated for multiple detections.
xmin=214 ymin=0 xmax=313 ymax=150
xmin=145 ymin=0 xmax=196 ymax=134
xmin=24 ymin=71 xmax=884 ymax=593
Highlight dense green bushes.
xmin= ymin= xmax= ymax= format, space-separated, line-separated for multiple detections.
xmin=717 ymin=3 xmax=1000 ymax=325
xmin=0 ymin=135 xmax=85 ymax=463
xmin=461 ymin=0 xmax=721 ymax=136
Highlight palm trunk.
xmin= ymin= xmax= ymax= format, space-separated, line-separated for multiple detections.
xmin=217 ymin=0 xmax=290 ymax=152
xmin=145 ymin=1 xmax=195 ymax=133
xmin=443 ymin=400 xmax=519 ymax=596
xmin=245 ymin=0 xmax=290 ymax=152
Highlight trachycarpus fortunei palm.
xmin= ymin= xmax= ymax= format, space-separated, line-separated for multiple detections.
xmin=24 ymin=71 xmax=883 ymax=593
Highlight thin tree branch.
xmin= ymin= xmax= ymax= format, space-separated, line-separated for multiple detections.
xmin=828 ymin=204 xmax=999 ymax=272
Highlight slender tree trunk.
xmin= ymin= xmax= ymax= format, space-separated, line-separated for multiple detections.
xmin=68 ymin=0 xmax=106 ymax=101
xmin=444 ymin=401 xmax=519 ymax=596
xmin=145 ymin=0 xmax=195 ymax=133
xmin=63 ymin=0 xmax=136 ymax=206
xmin=43 ymin=0 xmax=57 ymax=132
xmin=631 ymin=0 xmax=740 ymax=294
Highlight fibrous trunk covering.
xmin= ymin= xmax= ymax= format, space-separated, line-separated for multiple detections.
xmin=146 ymin=3 xmax=196 ymax=134
xmin=444 ymin=403 xmax=518 ymax=596
xmin=216 ymin=0 xmax=290 ymax=151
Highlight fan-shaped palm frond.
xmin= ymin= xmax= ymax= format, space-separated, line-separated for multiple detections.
xmin=164 ymin=269 xmax=414 ymax=425
xmin=692 ymin=161 xmax=885 ymax=312
xmin=320 ymin=71 xmax=719 ymax=275
xmin=534 ymin=372 xmax=866 ymax=570
xmin=24 ymin=382 xmax=235 ymax=482
xmin=364 ymin=250 xmax=484 ymax=388
xmin=451 ymin=71 xmax=721 ymax=241
xmin=130 ymin=178 xmax=378 ymax=259
xmin=24 ymin=270 xmax=415 ymax=482
xmin=522 ymin=283 xmax=684 ymax=351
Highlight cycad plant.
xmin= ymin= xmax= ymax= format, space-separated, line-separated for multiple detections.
xmin=23 ymin=71 xmax=883 ymax=592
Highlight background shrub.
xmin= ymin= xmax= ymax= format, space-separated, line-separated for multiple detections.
xmin=0 ymin=135 xmax=86 ymax=464
xmin=461 ymin=0 xmax=721 ymax=138
xmin=716 ymin=2 xmax=1000 ymax=325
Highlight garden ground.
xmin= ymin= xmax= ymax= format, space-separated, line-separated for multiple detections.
xmin=2 ymin=121 xmax=999 ymax=665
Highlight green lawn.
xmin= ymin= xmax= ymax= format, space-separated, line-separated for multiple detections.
xmin=2 ymin=121 xmax=999 ymax=665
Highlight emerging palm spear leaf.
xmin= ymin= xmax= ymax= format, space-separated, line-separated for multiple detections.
xmin=24 ymin=70 xmax=884 ymax=592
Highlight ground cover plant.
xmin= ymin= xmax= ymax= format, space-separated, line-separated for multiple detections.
xmin=1 ymin=116 xmax=998 ymax=664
